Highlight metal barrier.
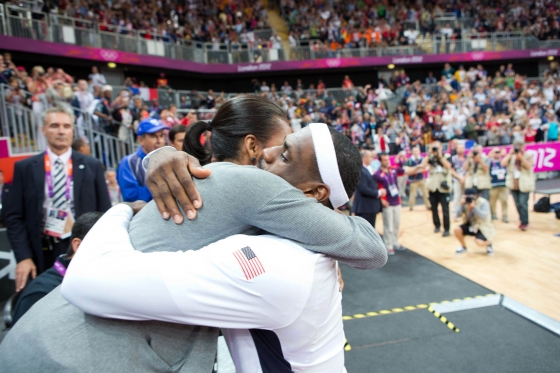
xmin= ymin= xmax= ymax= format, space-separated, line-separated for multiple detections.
xmin=0 ymin=4 xmax=6 ymax=35
xmin=0 ymin=84 xmax=135 ymax=168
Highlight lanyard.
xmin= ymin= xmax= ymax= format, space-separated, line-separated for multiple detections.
xmin=53 ymin=259 xmax=67 ymax=277
xmin=44 ymin=152 xmax=73 ymax=201
xmin=382 ymin=169 xmax=396 ymax=186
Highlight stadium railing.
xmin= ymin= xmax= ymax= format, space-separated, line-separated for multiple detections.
xmin=0 ymin=4 xmax=557 ymax=66
xmin=0 ymin=84 xmax=135 ymax=169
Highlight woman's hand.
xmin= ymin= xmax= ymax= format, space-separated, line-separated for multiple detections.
xmin=146 ymin=148 xmax=212 ymax=224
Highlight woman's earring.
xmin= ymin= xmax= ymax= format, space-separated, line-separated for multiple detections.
xmin=250 ymin=156 xmax=256 ymax=165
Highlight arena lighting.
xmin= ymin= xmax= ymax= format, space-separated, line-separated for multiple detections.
xmin=107 ymin=62 xmax=117 ymax=68
xmin=548 ymin=56 xmax=554 ymax=61
xmin=388 ymin=64 xmax=395 ymax=69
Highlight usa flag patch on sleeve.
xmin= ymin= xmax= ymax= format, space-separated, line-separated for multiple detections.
xmin=233 ymin=246 xmax=265 ymax=280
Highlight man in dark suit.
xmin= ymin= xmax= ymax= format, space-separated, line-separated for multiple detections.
xmin=4 ymin=106 xmax=111 ymax=292
xmin=353 ymin=150 xmax=385 ymax=228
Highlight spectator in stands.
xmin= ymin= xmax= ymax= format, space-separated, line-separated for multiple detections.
xmin=105 ymin=169 xmax=122 ymax=206
xmin=181 ymin=109 xmax=198 ymax=126
xmin=454 ymin=188 xmax=495 ymax=255
xmin=88 ymin=66 xmax=106 ymax=89
xmin=169 ymin=125 xmax=187 ymax=151
xmin=73 ymin=79 xmax=95 ymax=139
xmin=502 ymin=140 xmax=535 ymax=231
xmin=27 ymin=66 xmax=49 ymax=150
xmin=4 ymin=106 xmax=110 ymax=292
xmin=117 ymin=118 xmax=167 ymax=202
xmin=156 ymin=73 xmax=169 ymax=88
xmin=113 ymin=97 xmax=134 ymax=142
xmin=71 ymin=138 xmax=91 ymax=156
xmin=94 ymin=85 xmax=115 ymax=135
xmin=130 ymin=95 xmax=144 ymax=122
xmin=11 ymin=212 xmax=103 ymax=325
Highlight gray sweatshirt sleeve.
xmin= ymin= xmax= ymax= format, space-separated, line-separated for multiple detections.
xmin=234 ymin=168 xmax=387 ymax=270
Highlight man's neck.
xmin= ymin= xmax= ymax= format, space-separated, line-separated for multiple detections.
xmin=49 ymin=146 xmax=70 ymax=156
xmin=381 ymin=166 xmax=389 ymax=172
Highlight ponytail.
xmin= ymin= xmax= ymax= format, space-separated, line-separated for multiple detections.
xmin=183 ymin=121 xmax=212 ymax=165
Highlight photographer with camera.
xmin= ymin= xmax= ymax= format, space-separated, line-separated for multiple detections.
xmin=422 ymin=141 xmax=453 ymax=237
xmin=489 ymin=148 xmax=509 ymax=223
xmin=450 ymin=141 xmax=467 ymax=221
xmin=501 ymin=140 xmax=535 ymax=231
xmin=464 ymin=145 xmax=491 ymax=201
xmin=454 ymin=188 xmax=495 ymax=255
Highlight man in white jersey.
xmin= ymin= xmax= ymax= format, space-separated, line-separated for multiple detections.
xmin=62 ymin=123 xmax=361 ymax=372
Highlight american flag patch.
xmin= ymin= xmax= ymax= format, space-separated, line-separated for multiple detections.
xmin=233 ymin=246 xmax=265 ymax=280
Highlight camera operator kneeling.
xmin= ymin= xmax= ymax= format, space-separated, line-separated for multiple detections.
xmin=454 ymin=188 xmax=495 ymax=255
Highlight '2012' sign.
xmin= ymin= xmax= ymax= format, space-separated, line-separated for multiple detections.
xmin=525 ymin=146 xmax=558 ymax=172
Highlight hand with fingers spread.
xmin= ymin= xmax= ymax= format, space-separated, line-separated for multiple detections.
xmin=145 ymin=148 xmax=212 ymax=224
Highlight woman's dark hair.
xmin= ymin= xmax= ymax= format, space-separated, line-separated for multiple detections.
xmin=169 ymin=124 xmax=187 ymax=143
xmin=183 ymin=96 xmax=288 ymax=165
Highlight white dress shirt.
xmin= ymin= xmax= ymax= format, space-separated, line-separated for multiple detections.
xmin=43 ymin=147 xmax=74 ymax=218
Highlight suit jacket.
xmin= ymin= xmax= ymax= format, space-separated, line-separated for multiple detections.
xmin=0 ymin=183 xmax=9 ymax=227
xmin=353 ymin=166 xmax=381 ymax=215
xmin=4 ymin=150 xmax=111 ymax=273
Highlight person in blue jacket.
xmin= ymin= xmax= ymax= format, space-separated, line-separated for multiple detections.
xmin=117 ymin=118 xmax=168 ymax=202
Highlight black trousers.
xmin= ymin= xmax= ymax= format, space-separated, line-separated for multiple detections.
xmin=429 ymin=191 xmax=450 ymax=232
xmin=357 ymin=212 xmax=378 ymax=229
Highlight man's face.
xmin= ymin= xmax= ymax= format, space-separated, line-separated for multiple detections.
xmin=412 ymin=147 xmax=420 ymax=157
xmin=78 ymin=80 xmax=88 ymax=91
xmin=171 ymin=131 xmax=186 ymax=151
xmin=134 ymin=98 xmax=142 ymax=108
xmin=79 ymin=143 xmax=91 ymax=156
xmin=139 ymin=130 xmax=166 ymax=153
xmin=42 ymin=112 xmax=74 ymax=152
xmin=104 ymin=90 xmax=112 ymax=99
xmin=457 ymin=144 xmax=465 ymax=155
xmin=380 ymin=155 xmax=390 ymax=169
xmin=106 ymin=170 xmax=116 ymax=184
xmin=258 ymin=128 xmax=317 ymax=190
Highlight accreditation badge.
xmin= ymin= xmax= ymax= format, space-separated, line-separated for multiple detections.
xmin=44 ymin=208 xmax=74 ymax=239
xmin=388 ymin=184 xmax=399 ymax=197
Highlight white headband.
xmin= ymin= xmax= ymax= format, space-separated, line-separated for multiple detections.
xmin=309 ymin=123 xmax=349 ymax=208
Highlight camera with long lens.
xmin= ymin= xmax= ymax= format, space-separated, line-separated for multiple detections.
xmin=472 ymin=150 xmax=479 ymax=156
xmin=465 ymin=195 xmax=474 ymax=204
xmin=514 ymin=147 xmax=521 ymax=153
xmin=428 ymin=146 xmax=442 ymax=167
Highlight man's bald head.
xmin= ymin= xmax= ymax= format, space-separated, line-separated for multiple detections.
xmin=259 ymin=126 xmax=362 ymax=208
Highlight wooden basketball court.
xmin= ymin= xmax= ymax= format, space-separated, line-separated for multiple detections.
xmin=376 ymin=193 xmax=560 ymax=322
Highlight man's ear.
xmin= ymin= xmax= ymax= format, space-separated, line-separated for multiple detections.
xmin=301 ymin=182 xmax=331 ymax=205
xmin=71 ymin=238 xmax=82 ymax=254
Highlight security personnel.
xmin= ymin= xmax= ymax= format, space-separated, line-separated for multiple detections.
xmin=464 ymin=145 xmax=491 ymax=201
xmin=422 ymin=141 xmax=453 ymax=237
